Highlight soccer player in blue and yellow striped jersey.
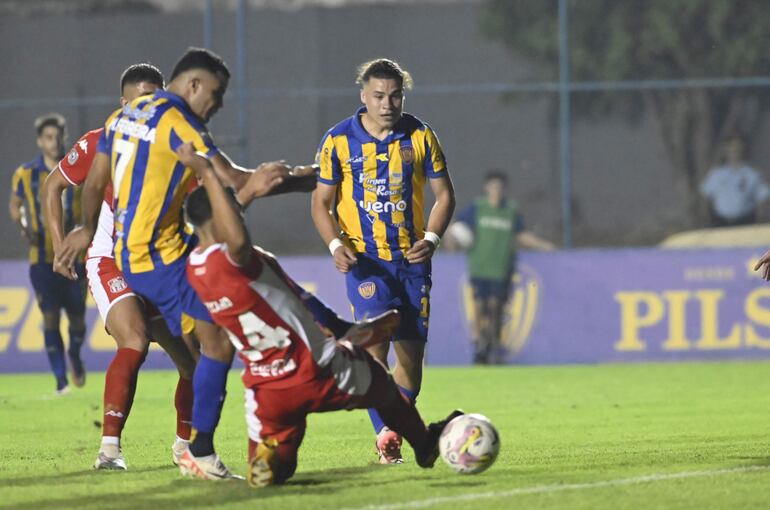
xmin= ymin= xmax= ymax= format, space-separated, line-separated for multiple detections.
xmin=58 ymin=48 xmax=307 ymax=479
xmin=311 ymin=58 xmax=456 ymax=464
xmin=8 ymin=114 xmax=87 ymax=394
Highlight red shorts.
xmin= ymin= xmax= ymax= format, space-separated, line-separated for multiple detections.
xmin=244 ymin=342 xmax=388 ymax=446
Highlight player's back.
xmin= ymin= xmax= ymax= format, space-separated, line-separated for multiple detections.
xmin=98 ymin=90 xmax=219 ymax=274
xmin=187 ymin=243 xmax=337 ymax=389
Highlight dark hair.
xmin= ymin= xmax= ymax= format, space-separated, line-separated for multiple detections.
xmin=184 ymin=185 xmax=240 ymax=227
xmin=356 ymin=58 xmax=413 ymax=90
xmin=34 ymin=113 xmax=66 ymax=137
xmin=485 ymin=170 xmax=508 ymax=184
xmin=171 ymin=47 xmax=230 ymax=82
xmin=120 ymin=63 xmax=164 ymax=93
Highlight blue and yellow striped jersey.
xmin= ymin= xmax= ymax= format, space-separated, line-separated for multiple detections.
xmin=11 ymin=155 xmax=82 ymax=265
xmin=97 ymin=90 xmax=219 ymax=274
xmin=317 ymin=107 xmax=448 ymax=261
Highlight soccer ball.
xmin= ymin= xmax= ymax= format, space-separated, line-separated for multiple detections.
xmin=439 ymin=413 xmax=500 ymax=474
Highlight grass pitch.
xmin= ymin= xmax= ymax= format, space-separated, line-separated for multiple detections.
xmin=2 ymin=362 xmax=770 ymax=509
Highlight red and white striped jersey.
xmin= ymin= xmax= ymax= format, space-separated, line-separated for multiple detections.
xmin=186 ymin=243 xmax=338 ymax=389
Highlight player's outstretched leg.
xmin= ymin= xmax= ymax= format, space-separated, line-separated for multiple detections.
xmin=364 ymin=353 xmax=463 ymax=468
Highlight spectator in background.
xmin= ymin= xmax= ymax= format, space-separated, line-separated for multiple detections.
xmin=446 ymin=171 xmax=554 ymax=365
xmin=700 ymin=136 xmax=770 ymax=227
xmin=8 ymin=114 xmax=87 ymax=394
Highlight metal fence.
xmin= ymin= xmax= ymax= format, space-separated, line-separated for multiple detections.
xmin=2 ymin=0 xmax=769 ymax=256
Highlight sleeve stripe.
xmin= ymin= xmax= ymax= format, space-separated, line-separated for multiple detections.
xmin=56 ymin=164 xmax=79 ymax=186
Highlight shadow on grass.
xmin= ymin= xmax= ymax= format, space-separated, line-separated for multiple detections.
xmin=4 ymin=462 xmax=443 ymax=509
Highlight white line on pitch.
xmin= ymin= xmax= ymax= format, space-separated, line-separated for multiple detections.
xmin=342 ymin=465 xmax=770 ymax=510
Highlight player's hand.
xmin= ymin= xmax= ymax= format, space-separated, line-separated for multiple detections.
xmin=754 ymin=249 xmax=770 ymax=281
xmin=58 ymin=226 xmax=93 ymax=280
xmin=175 ymin=143 xmax=211 ymax=175
xmin=244 ymin=161 xmax=289 ymax=199
xmin=53 ymin=252 xmax=78 ymax=280
xmin=405 ymin=239 xmax=436 ymax=264
xmin=333 ymin=245 xmax=358 ymax=273
xmin=285 ymin=164 xmax=318 ymax=193
xmin=20 ymin=227 xmax=39 ymax=245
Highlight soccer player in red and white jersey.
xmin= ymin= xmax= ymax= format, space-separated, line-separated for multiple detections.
xmin=42 ymin=64 xmax=198 ymax=471
xmin=178 ymin=142 xmax=461 ymax=486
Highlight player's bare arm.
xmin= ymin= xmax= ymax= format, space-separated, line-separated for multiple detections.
xmin=57 ymin=152 xmax=110 ymax=275
xmin=516 ymin=231 xmax=556 ymax=251
xmin=405 ymin=173 xmax=456 ymax=264
xmin=311 ymin=182 xmax=358 ymax=273
xmin=42 ymin=168 xmax=79 ymax=278
xmin=8 ymin=193 xmax=36 ymax=243
xmin=755 ymin=249 xmax=770 ymax=281
xmin=177 ymin=143 xmax=254 ymax=266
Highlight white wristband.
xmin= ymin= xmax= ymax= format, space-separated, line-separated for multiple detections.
xmin=423 ymin=231 xmax=441 ymax=247
xmin=328 ymin=238 xmax=344 ymax=256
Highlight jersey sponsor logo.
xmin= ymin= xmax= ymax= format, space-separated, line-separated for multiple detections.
xmin=107 ymin=277 xmax=127 ymax=294
xmin=78 ymin=139 xmax=89 ymax=153
xmin=358 ymin=281 xmax=376 ymax=299
xmin=478 ymin=216 xmax=513 ymax=231
xmin=107 ymin=117 xmax=157 ymax=143
xmin=204 ymin=296 xmax=233 ymax=313
xmin=67 ymin=149 xmax=79 ymax=165
xmin=376 ymin=153 xmax=389 ymax=162
xmin=347 ymin=155 xmax=367 ymax=164
xmin=122 ymin=103 xmax=156 ymax=121
xmin=359 ymin=199 xmax=407 ymax=214
xmin=248 ymin=358 xmax=297 ymax=378
xmin=400 ymin=146 xmax=414 ymax=164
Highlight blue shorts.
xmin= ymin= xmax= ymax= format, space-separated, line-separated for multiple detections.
xmin=345 ymin=253 xmax=431 ymax=342
xmin=123 ymin=256 xmax=211 ymax=337
xmin=29 ymin=262 xmax=87 ymax=315
xmin=470 ymin=277 xmax=512 ymax=301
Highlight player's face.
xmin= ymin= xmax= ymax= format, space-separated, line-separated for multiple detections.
xmin=189 ymin=71 xmax=228 ymax=123
xmin=485 ymin=179 xmax=505 ymax=205
xmin=36 ymin=126 xmax=64 ymax=160
xmin=120 ymin=81 xmax=162 ymax=106
xmin=360 ymin=78 xmax=404 ymax=131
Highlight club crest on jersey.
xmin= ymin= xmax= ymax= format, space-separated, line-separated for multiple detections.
xmin=400 ymin=146 xmax=414 ymax=164
xmin=107 ymin=277 xmax=127 ymax=294
xmin=358 ymin=281 xmax=376 ymax=299
xmin=67 ymin=149 xmax=79 ymax=165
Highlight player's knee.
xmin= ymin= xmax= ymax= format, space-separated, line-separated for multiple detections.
xmin=67 ymin=314 xmax=86 ymax=333
xmin=42 ymin=312 xmax=60 ymax=330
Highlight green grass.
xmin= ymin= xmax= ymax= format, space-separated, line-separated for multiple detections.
xmin=3 ymin=362 xmax=770 ymax=509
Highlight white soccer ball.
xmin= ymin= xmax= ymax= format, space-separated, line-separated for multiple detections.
xmin=439 ymin=413 xmax=500 ymax=474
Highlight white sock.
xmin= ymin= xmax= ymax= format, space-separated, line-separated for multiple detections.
xmin=102 ymin=436 xmax=120 ymax=447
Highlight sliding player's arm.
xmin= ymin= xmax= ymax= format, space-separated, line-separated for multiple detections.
xmin=178 ymin=143 xmax=276 ymax=266
xmin=57 ymin=152 xmax=110 ymax=277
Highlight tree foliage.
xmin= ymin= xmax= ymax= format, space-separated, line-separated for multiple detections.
xmin=482 ymin=0 xmax=770 ymax=217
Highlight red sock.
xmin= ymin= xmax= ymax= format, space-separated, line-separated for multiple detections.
xmin=102 ymin=348 xmax=145 ymax=438
xmin=175 ymin=377 xmax=194 ymax=440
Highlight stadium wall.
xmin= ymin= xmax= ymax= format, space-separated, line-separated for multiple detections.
xmin=3 ymin=248 xmax=770 ymax=373
xmin=1 ymin=2 xmax=744 ymax=255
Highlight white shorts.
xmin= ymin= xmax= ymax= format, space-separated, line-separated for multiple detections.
xmin=85 ymin=256 xmax=136 ymax=324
